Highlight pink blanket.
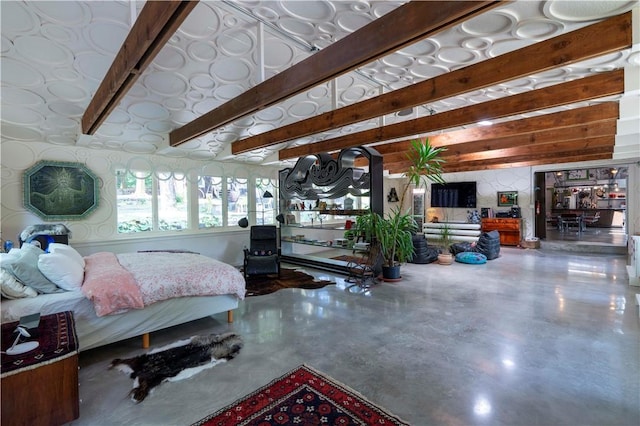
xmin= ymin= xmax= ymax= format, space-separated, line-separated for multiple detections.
xmin=82 ymin=252 xmax=246 ymax=317
xmin=82 ymin=252 xmax=144 ymax=317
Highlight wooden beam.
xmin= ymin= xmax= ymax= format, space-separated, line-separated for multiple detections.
xmin=446 ymin=135 xmax=615 ymax=163
xmin=380 ymin=119 xmax=617 ymax=164
xmin=370 ymin=102 xmax=618 ymax=156
xmin=82 ymin=0 xmax=199 ymax=135
xmin=169 ymin=1 xmax=502 ymax=146
xmin=279 ymin=69 xmax=625 ymax=160
xmin=235 ymin=12 xmax=631 ymax=154
xmin=441 ymin=150 xmax=615 ymax=173
xmin=446 ymin=153 xmax=613 ymax=173
xmin=385 ymin=147 xmax=615 ymax=174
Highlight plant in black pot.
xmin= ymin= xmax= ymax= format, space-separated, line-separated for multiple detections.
xmin=375 ymin=207 xmax=419 ymax=280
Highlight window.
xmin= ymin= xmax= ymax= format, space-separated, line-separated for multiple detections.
xmin=156 ymin=172 xmax=188 ymax=230
xmin=227 ymin=177 xmax=247 ymax=227
xmin=116 ymin=170 xmax=152 ymax=233
xmin=116 ymin=168 xmax=278 ymax=233
xmin=255 ymin=178 xmax=277 ymax=225
xmin=116 ymin=170 xmax=188 ymax=233
xmin=198 ymin=175 xmax=223 ymax=228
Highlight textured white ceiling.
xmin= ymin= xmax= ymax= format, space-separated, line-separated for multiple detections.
xmin=1 ymin=0 xmax=638 ymax=167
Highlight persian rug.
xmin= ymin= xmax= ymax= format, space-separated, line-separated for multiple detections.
xmin=1 ymin=311 xmax=77 ymax=377
xmin=110 ymin=332 xmax=243 ymax=403
xmin=193 ymin=364 xmax=409 ymax=426
xmin=245 ymin=268 xmax=335 ymax=296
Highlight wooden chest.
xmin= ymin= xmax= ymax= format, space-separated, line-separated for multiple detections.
xmin=481 ymin=218 xmax=522 ymax=246
xmin=1 ymin=312 xmax=79 ymax=426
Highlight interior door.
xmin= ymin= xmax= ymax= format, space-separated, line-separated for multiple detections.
xmin=534 ymin=172 xmax=546 ymax=239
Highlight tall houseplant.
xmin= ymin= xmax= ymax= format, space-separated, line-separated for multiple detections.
xmin=351 ymin=208 xmax=418 ymax=280
xmin=376 ymin=207 xmax=418 ymax=278
xmin=399 ymin=138 xmax=447 ymax=208
xmin=353 ymin=138 xmax=447 ymax=279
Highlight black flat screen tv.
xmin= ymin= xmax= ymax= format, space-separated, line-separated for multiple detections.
xmin=430 ymin=182 xmax=477 ymax=208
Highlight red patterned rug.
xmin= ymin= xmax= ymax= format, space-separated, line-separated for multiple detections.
xmin=192 ymin=364 xmax=408 ymax=426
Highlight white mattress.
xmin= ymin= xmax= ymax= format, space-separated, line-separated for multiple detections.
xmin=1 ymin=292 xmax=239 ymax=351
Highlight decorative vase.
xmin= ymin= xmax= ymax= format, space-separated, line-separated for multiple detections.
xmin=438 ymin=253 xmax=453 ymax=265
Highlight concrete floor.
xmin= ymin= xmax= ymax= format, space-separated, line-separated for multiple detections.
xmin=71 ymin=247 xmax=639 ymax=426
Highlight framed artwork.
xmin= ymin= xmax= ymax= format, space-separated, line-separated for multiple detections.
xmin=24 ymin=161 xmax=99 ymax=220
xmin=567 ymin=169 xmax=588 ymax=180
xmin=497 ymin=191 xmax=518 ymax=207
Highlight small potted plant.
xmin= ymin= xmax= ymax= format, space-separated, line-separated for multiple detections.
xmin=437 ymin=224 xmax=454 ymax=265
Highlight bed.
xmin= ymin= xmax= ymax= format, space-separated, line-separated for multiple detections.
xmin=1 ymin=243 xmax=246 ymax=352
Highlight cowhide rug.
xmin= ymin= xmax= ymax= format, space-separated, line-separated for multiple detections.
xmin=110 ymin=332 xmax=243 ymax=403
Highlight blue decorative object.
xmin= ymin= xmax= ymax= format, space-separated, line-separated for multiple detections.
xmin=467 ymin=210 xmax=481 ymax=224
xmin=455 ymin=251 xmax=487 ymax=264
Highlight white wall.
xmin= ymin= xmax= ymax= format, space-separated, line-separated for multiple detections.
xmin=0 ymin=140 xmax=279 ymax=266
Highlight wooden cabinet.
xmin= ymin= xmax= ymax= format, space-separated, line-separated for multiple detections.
xmin=481 ymin=218 xmax=522 ymax=246
xmin=1 ymin=312 xmax=79 ymax=426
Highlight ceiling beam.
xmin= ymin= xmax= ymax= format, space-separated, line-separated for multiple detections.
xmin=439 ymin=152 xmax=615 ymax=173
xmin=81 ymin=1 xmax=199 ymax=135
xmin=380 ymin=118 xmax=617 ymax=165
xmin=442 ymin=146 xmax=615 ymax=173
xmin=446 ymin=135 xmax=615 ymax=163
xmin=279 ymin=69 xmax=625 ymax=160
xmin=384 ymin=143 xmax=615 ymax=174
xmin=370 ymin=102 xmax=619 ymax=156
xmin=235 ymin=12 xmax=631 ymax=155
xmin=169 ymin=1 xmax=502 ymax=147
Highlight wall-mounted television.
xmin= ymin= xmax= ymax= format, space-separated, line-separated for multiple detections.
xmin=430 ymin=182 xmax=477 ymax=208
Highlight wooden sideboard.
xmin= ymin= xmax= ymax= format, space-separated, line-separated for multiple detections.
xmin=481 ymin=218 xmax=522 ymax=246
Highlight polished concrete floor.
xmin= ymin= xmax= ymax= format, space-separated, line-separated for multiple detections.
xmin=542 ymin=226 xmax=628 ymax=255
xmin=545 ymin=225 xmax=627 ymax=245
xmin=71 ymin=247 xmax=639 ymax=426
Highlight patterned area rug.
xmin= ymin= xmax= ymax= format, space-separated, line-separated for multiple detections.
xmin=1 ymin=311 xmax=77 ymax=377
xmin=245 ymin=268 xmax=335 ymax=296
xmin=192 ymin=364 xmax=409 ymax=425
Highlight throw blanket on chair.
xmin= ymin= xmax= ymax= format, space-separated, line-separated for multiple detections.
xmin=110 ymin=332 xmax=243 ymax=403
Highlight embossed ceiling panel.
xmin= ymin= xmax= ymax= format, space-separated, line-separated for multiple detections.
xmin=1 ymin=0 xmax=637 ymax=169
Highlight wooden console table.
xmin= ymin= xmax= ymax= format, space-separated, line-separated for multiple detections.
xmin=1 ymin=311 xmax=79 ymax=426
xmin=481 ymin=218 xmax=522 ymax=246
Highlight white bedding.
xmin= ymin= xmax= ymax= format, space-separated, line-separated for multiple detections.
xmin=1 ymin=251 xmax=246 ymax=351
xmin=1 ymin=292 xmax=239 ymax=351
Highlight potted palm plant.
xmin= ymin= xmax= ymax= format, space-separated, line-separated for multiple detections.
xmin=375 ymin=207 xmax=418 ymax=279
xmin=398 ymin=138 xmax=447 ymax=207
xmin=352 ymin=138 xmax=446 ymax=280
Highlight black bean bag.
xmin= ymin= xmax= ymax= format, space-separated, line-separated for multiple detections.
xmin=475 ymin=230 xmax=501 ymax=260
xmin=410 ymin=234 xmax=440 ymax=264
xmin=450 ymin=241 xmax=475 ymax=255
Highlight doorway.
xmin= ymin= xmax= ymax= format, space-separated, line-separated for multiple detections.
xmin=535 ymin=165 xmax=628 ymax=248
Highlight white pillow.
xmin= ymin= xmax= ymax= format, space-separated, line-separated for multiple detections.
xmin=2 ymin=245 xmax=60 ymax=294
xmin=38 ymin=252 xmax=84 ymax=291
xmin=0 ymin=268 xmax=38 ymax=299
xmin=48 ymin=243 xmax=85 ymax=269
